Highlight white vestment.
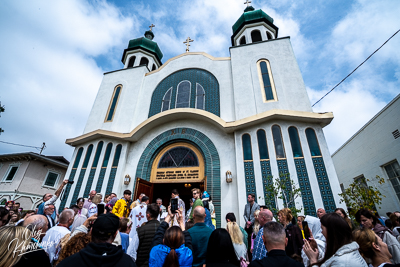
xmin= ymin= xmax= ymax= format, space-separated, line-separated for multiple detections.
xmin=129 ymin=203 xmax=148 ymax=229
xmin=126 ymin=229 xmax=139 ymax=260
xmin=42 ymin=225 xmax=70 ymax=264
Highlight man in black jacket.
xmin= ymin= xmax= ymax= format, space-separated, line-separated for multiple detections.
xmin=249 ymin=222 xmax=303 ymax=267
xmin=136 ymin=203 xmax=160 ymax=267
xmin=57 ymin=213 xmax=135 ymax=267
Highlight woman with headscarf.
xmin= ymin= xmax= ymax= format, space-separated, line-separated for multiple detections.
xmin=202 ymin=191 xmax=215 ymax=230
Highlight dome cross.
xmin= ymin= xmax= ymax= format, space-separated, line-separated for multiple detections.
xmin=183 ymin=37 xmax=194 ymax=53
xmin=149 ymin=24 xmax=155 ymax=31
xmin=244 ymin=0 xmax=252 ymax=7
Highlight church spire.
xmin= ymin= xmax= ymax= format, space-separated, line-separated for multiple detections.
xmin=144 ymin=23 xmax=155 ymax=40
xmin=244 ymin=0 xmax=255 ymax=12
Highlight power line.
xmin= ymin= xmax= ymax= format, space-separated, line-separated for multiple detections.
xmin=312 ymin=28 xmax=400 ymax=107
xmin=0 ymin=140 xmax=42 ymax=150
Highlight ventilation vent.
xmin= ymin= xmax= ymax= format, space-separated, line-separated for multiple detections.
xmin=393 ymin=129 xmax=400 ymax=139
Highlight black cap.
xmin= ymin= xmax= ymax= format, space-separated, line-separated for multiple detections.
xmin=92 ymin=213 xmax=119 ymax=237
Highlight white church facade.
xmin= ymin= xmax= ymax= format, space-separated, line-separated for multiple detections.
xmin=57 ymin=5 xmax=344 ymax=227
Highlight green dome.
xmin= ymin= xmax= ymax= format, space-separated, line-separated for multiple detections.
xmin=232 ymin=9 xmax=274 ymax=34
xmin=121 ymin=36 xmax=163 ymax=65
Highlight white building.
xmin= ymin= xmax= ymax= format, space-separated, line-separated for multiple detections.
xmin=58 ymin=5 xmax=344 ymax=227
xmin=332 ymin=94 xmax=400 ymax=214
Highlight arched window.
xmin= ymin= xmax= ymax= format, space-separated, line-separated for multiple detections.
xmin=267 ymin=32 xmax=273 ymax=40
xmin=257 ymin=129 xmax=269 ymax=160
xmin=161 ymin=88 xmax=172 ymax=112
xmin=92 ymin=141 xmax=104 ymax=167
xmin=158 ymin=146 xmax=199 ymax=168
xmin=175 ymin=81 xmax=191 ymax=108
xmin=105 ymin=85 xmax=122 ymax=122
xmin=242 ymin=134 xmax=253 ymax=161
xmin=112 ymin=144 xmax=122 ymax=167
xmin=196 ymin=83 xmax=205 ymax=110
xmin=73 ymin=148 xmax=84 ymax=169
xmin=288 ymin=127 xmax=303 ymax=158
xmin=251 ymin=30 xmax=262 ymax=42
xmin=82 ymin=145 xmax=94 ymax=169
xmin=240 ymin=36 xmax=246 ymax=45
xmin=102 ymin=143 xmax=113 ymax=168
xmin=127 ymin=56 xmax=135 ymax=68
xmin=272 ymin=125 xmax=285 ymax=158
xmin=257 ymin=60 xmax=277 ymax=101
xmin=152 ymin=64 xmax=156 ymax=71
xmin=305 ymin=128 xmax=322 ymax=156
xmin=139 ymin=57 xmax=149 ymax=67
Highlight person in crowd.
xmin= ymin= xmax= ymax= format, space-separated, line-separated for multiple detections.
xmin=149 ymin=207 xmax=193 ymax=267
xmin=335 ymin=207 xmax=353 ymax=229
xmin=252 ymin=209 xmax=274 ymax=261
xmin=187 ymin=206 xmax=214 ymax=267
xmin=390 ymin=213 xmax=400 ymax=237
xmin=23 ymin=214 xmax=49 ymax=241
xmin=356 ymin=208 xmax=400 ymax=263
xmin=244 ymin=193 xmax=261 ymax=258
xmin=37 ymin=180 xmax=69 ymax=221
xmin=42 ymin=209 xmax=75 ymax=264
xmin=106 ymin=195 xmax=118 ymax=213
xmin=57 ymin=213 xmax=135 ymax=267
xmin=251 ymin=210 xmax=261 ymax=252
xmin=6 ymin=210 xmax=20 ymax=225
xmin=0 ymin=207 xmax=10 ymax=227
xmin=44 ymin=204 xmax=57 ymax=228
xmin=170 ymin=189 xmax=186 ymax=226
xmin=185 ymin=220 xmax=195 ymax=231
xmin=206 ymin=228 xmax=241 ymax=267
xmin=189 ymin=188 xmax=203 ymax=221
xmin=15 ymin=210 xmax=35 ymax=225
xmin=54 ymin=233 xmax=91 ymax=266
xmin=249 ymin=222 xmax=304 ymax=267
xmin=119 ymin=217 xmax=132 ymax=253
xmin=69 ymin=214 xmax=97 ymax=239
xmin=202 ymin=191 xmax=215 ymax=230
xmin=156 ymin=198 xmax=167 ymax=214
xmin=103 ymin=194 xmax=111 ymax=204
xmin=83 ymin=190 xmax=97 ymax=210
xmin=130 ymin=196 xmax=150 ymax=228
xmin=0 ymin=225 xmax=51 ymax=267
xmin=186 ymin=198 xmax=194 ymax=222
xmin=87 ymin=193 xmax=102 ymax=217
xmin=277 ymin=208 xmax=303 ymax=257
xmin=136 ymin=203 xmax=161 ymax=267
xmin=14 ymin=202 xmax=21 ymax=210
xmin=297 ymin=215 xmax=305 ymax=226
xmin=317 ymin=208 xmax=326 ymax=219
xmin=354 ymin=227 xmax=397 ymax=267
xmin=386 ymin=219 xmax=393 ymax=230
xmin=226 ymin=212 xmax=248 ymax=250
xmin=209 ymin=195 xmax=216 ymax=228
xmin=112 ymin=189 xmax=132 ymax=218
xmin=131 ymin=193 xmax=145 ymax=209
xmin=227 ymin=221 xmax=247 ymax=260
xmin=5 ymin=200 xmax=14 ymax=210
xmin=71 ymin=198 xmax=88 ymax=232
xmin=303 ymin=212 xmax=367 ymax=267
xmin=259 ymin=205 xmax=267 ymax=211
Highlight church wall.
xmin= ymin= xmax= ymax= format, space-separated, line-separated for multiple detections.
xmin=230 ymin=37 xmax=313 ymax=121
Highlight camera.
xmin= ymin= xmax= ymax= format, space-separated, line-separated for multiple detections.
xmin=67 ymin=180 xmax=75 ymax=184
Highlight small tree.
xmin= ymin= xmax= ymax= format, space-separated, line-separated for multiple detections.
xmin=339 ymin=175 xmax=386 ymax=218
xmin=263 ymin=172 xmax=302 ymax=217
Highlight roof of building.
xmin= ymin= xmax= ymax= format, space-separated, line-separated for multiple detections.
xmin=0 ymin=152 xmax=69 ymax=168
xmin=121 ymin=36 xmax=163 ymax=65
xmin=232 ymin=7 xmax=276 ymax=35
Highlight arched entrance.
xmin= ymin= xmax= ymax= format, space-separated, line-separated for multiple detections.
xmin=135 ymin=127 xmax=221 ymax=227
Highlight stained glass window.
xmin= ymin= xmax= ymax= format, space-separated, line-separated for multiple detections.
xmin=176 ymin=81 xmax=191 ymax=108
xmin=257 ymin=129 xmax=269 ymax=160
xmin=242 ymin=134 xmax=253 ymax=161
xmin=259 ymin=61 xmax=274 ymax=101
xmin=92 ymin=142 xmax=103 ymax=168
xmin=288 ymin=127 xmax=303 ymax=158
xmin=73 ymin=148 xmax=84 ymax=169
xmin=305 ymin=128 xmax=321 ymax=156
xmin=272 ymin=125 xmax=285 ymax=158
xmin=112 ymin=144 xmax=122 ymax=167
xmin=102 ymin=143 xmax=113 ymax=168
xmin=196 ymin=83 xmax=205 ymax=110
xmin=82 ymin=145 xmax=93 ymax=169
xmin=158 ymin=147 xmax=199 ymax=168
xmin=162 ymin=88 xmax=172 ymax=111
xmin=106 ymin=85 xmax=122 ymax=121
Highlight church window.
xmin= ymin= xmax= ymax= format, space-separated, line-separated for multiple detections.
xmin=92 ymin=141 xmax=103 ymax=167
xmin=162 ymin=88 xmax=172 ymax=112
xmin=139 ymin=57 xmax=149 ymax=67
xmin=257 ymin=60 xmax=277 ymax=101
xmin=158 ymin=146 xmax=199 ymax=168
xmin=240 ymin=36 xmax=246 ymax=45
xmin=257 ymin=129 xmax=269 ymax=160
xmin=272 ymin=125 xmax=286 ymax=159
xmin=127 ymin=56 xmax=135 ymax=68
xmin=305 ymin=128 xmax=322 ymax=157
xmin=267 ymin=32 xmax=273 ymax=40
xmin=82 ymin=144 xmax=94 ymax=169
xmin=196 ymin=83 xmax=205 ymax=110
xmin=102 ymin=143 xmax=113 ymax=168
xmin=242 ymin=134 xmax=253 ymax=161
xmin=384 ymin=161 xmax=400 ymax=201
xmin=152 ymin=64 xmax=156 ymax=71
xmin=175 ymin=81 xmax=191 ymax=108
xmin=73 ymin=148 xmax=84 ymax=169
xmin=112 ymin=144 xmax=122 ymax=167
xmin=288 ymin=127 xmax=303 ymax=158
xmin=251 ymin=30 xmax=262 ymax=42
xmin=105 ymin=85 xmax=122 ymax=122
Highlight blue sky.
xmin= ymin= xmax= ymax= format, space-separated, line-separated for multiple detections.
xmin=0 ymin=0 xmax=399 ymax=160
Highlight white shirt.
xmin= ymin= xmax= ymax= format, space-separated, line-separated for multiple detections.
xmin=87 ymin=203 xmax=97 ymax=218
xmin=42 ymin=225 xmax=70 ymax=263
xmin=129 ymin=204 xmax=147 ymax=229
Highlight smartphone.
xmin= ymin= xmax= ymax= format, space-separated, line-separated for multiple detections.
xmin=97 ymin=203 xmax=105 ymax=215
xmin=171 ymin=198 xmax=178 ymax=214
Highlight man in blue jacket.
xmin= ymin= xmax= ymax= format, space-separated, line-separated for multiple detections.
xmin=187 ymin=206 xmax=213 ymax=267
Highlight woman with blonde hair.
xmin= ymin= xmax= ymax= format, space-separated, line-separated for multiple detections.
xmin=87 ymin=193 xmax=102 ymax=217
xmin=277 ymin=208 xmax=304 ymax=257
xmin=227 ymin=221 xmax=247 ymax=261
xmin=251 ymin=210 xmax=260 ymax=252
xmin=0 ymin=226 xmax=35 ymax=266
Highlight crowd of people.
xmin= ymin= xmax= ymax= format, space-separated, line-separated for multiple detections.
xmin=2 ymin=185 xmax=400 ymax=267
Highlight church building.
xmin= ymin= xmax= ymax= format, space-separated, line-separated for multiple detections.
xmin=57 ymin=4 xmax=344 ymax=227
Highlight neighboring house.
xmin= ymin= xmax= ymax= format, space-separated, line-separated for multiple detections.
xmin=0 ymin=152 xmax=69 ymax=210
xmin=332 ymin=93 xmax=400 ymax=214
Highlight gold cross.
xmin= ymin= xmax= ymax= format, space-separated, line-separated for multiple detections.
xmin=244 ymin=0 xmax=252 ymax=6
xmin=149 ymin=24 xmax=155 ymax=31
xmin=183 ymin=37 xmax=194 ymax=52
